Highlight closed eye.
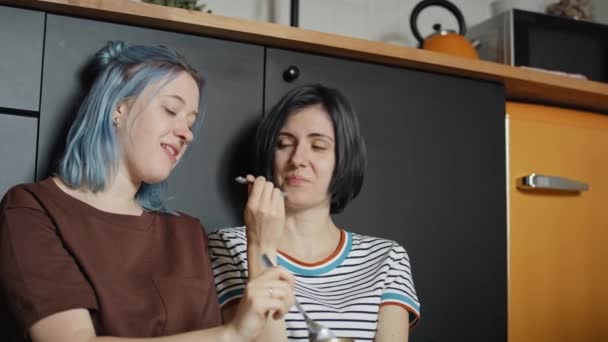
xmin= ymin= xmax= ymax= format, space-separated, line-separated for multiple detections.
xmin=277 ymin=142 xmax=293 ymax=149
xmin=164 ymin=107 xmax=177 ymax=116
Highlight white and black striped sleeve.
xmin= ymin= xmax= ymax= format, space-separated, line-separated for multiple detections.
xmin=208 ymin=228 xmax=248 ymax=307
xmin=380 ymin=242 xmax=421 ymax=327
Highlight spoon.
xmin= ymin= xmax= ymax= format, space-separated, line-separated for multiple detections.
xmin=261 ymin=254 xmax=337 ymax=341
xmin=234 ymin=176 xmax=287 ymax=197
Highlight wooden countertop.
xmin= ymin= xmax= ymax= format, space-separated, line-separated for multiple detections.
xmin=3 ymin=0 xmax=608 ymax=113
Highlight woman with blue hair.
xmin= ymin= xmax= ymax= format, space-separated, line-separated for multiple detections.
xmin=0 ymin=41 xmax=294 ymax=342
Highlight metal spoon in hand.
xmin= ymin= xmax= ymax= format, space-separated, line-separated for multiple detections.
xmin=261 ymin=254 xmax=337 ymax=341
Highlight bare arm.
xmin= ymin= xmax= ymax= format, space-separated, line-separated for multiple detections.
xmin=242 ymin=176 xmax=290 ymax=342
xmin=221 ymin=244 xmax=289 ymax=342
xmin=221 ymin=298 xmax=288 ymax=342
xmin=29 ymin=309 xmax=236 ymax=342
xmin=373 ymin=305 xmax=410 ymax=342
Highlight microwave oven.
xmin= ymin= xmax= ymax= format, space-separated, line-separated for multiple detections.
xmin=467 ymin=9 xmax=608 ymax=83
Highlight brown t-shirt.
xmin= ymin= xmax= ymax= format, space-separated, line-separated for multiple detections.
xmin=0 ymin=179 xmax=222 ymax=338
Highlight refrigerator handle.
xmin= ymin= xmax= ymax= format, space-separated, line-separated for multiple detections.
xmin=517 ymin=173 xmax=589 ymax=192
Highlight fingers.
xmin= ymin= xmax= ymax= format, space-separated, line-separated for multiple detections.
xmin=246 ymin=175 xmax=266 ymax=205
xmin=274 ymin=266 xmax=295 ymax=286
xmin=244 ymin=175 xmax=285 ymax=221
xmin=246 ymin=281 xmax=294 ymax=318
xmin=247 ymin=266 xmax=296 ymax=318
xmin=250 ymin=280 xmax=290 ymax=301
xmin=254 ymin=297 xmax=292 ymax=318
xmin=260 ymin=181 xmax=274 ymax=207
xmin=245 ymin=175 xmax=280 ymax=206
xmin=256 ymin=265 xmax=295 ymax=285
xmin=243 ymin=175 xmax=286 ymax=260
xmin=271 ymin=187 xmax=285 ymax=211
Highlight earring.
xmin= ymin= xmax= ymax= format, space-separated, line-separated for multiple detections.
xmin=112 ymin=117 xmax=119 ymax=128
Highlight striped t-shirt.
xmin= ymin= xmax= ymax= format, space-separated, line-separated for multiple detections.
xmin=209 ymin=227 xmax=420 ymax=341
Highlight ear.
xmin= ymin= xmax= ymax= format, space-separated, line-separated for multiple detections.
xmin=112 ymin=100 xmax=131 ymax=123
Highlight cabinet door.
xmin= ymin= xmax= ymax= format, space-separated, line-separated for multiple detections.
xmin=39 ymin=14 xmax=264 ymax=228
xmin=0 ymin=6 xmax=44 ymax=112
xmin=265 ymin=48 xmax=507 ymax=342
xmin=508 ymin=102 xmax=608 ymax=342
xmin=0 ymin=113 xmax=37 ymax=197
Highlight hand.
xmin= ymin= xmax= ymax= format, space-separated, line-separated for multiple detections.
xmin=227 ymin=266 xmax=295 ymax=341
xmin=244 ymin=175 xmax=285 ymax=252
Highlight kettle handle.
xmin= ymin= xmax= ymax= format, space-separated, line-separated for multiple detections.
xmin=410 ymin=0 xmax=467 ymax=46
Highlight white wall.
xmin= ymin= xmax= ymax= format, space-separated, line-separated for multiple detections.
xmin=594 ymin=0 xmax=608 ymax=24
xmin=202 ymin=0 xmax=578 ymax=47
xmin=195 ymin=0 xmax=608 ymax=46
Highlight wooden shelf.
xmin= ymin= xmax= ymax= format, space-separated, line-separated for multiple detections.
xmin=3 ymin=0 xmax=607 ymax=113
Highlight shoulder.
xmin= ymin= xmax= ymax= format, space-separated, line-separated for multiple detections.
xmin=349 ymin=231 xmax=411 ymax=259
xmin=207 ymin=226 xmax=247 ymax=254
xmin=164 ymin=210 xmax=203 ymax=227
xmin=208 ymin=227 xmax=248 ymax=268
xmin=152 ymin=210 xmax=204 ymax=233
xmin=208 ymin=226 xmax=246 ymax=243
xmin=349 ymin=231 xmax=398 ymax=251
xmin=1 ymin=180 xmax=53 ymax=213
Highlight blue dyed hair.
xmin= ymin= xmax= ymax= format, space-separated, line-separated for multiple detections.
xmin=58 ymin=41 xmax=203 ymax=214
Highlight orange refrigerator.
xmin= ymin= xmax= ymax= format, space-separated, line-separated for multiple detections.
xmin=507 ymin=102 xmax=608 ymax=341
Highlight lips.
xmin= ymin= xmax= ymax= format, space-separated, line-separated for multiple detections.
xmin=285 ymin=175 xmax=308 ymax=185
xmin=161 ymin=143 xmax=179 ymax=163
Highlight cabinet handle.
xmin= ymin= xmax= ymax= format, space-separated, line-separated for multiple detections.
xmin=282 ymin=65 xmax=300 ymax=82
xmin=517 ymin=173 xmax=589 ymax=192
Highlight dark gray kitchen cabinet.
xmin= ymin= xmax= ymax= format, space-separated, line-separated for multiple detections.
xmin=265 ymin=48 xmax=507 ymax=342
xmin=0 ymin=6 xmax=44 ymax=112
xmin=0 ymin=113 xmax=37 ymax=198
xmin=38 ymin=14 xmax=264 ymax=228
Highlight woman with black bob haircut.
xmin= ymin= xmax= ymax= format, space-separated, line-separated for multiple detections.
xmin=0 ymin=41 xmax=295 ymax=342
xmin=210 ymin=84 xmax=421 ymax=341
xmin=254 ymin=84 xmax=366 ymax=214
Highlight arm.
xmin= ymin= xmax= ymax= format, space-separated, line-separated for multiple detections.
xmin=220 ymin=263 xmax=289 ymax=342
xmin=209 ymin=230 xmax=276 ymax=342
xmin=30 ymin=265 xmax=294 ymax=342
xmin=30 ymin=309 xmax=237 ymax=342
xmin=375 ymin=243 xmax=421 ymax=342
xmin=374 ymin=305 xmax=410 ymax=342
xmin=241 ymin=176 xmax=289 ymax=342
xmin=221 ymin=293 xmax=288 ymax=342
xmin=1 ymin=187 xmax=292 ymax=342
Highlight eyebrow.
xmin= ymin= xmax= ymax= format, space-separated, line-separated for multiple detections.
xmin=164 ymin=94 xmax=198 ymax=117
xmin=279 ymin=132 xmax=335 ymax=143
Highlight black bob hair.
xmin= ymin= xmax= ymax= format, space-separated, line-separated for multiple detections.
xmin=254 ymin=84 xmax=367 ymax=214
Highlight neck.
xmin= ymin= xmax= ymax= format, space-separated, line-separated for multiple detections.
xmin=103 ymin=168 xmax=142 ymax=209
xmin=54 ymin=166 xmax=143 ymax=215
xmin=279 ymin=205 xmax=341 ymax=262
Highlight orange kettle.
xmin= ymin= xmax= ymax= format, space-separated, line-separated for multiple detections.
xmin=410 ymin=0 xmax=479 ymax=59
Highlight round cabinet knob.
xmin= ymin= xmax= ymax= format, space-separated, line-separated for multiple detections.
xmin=282 ymin=65 xmax=300 ymax=82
